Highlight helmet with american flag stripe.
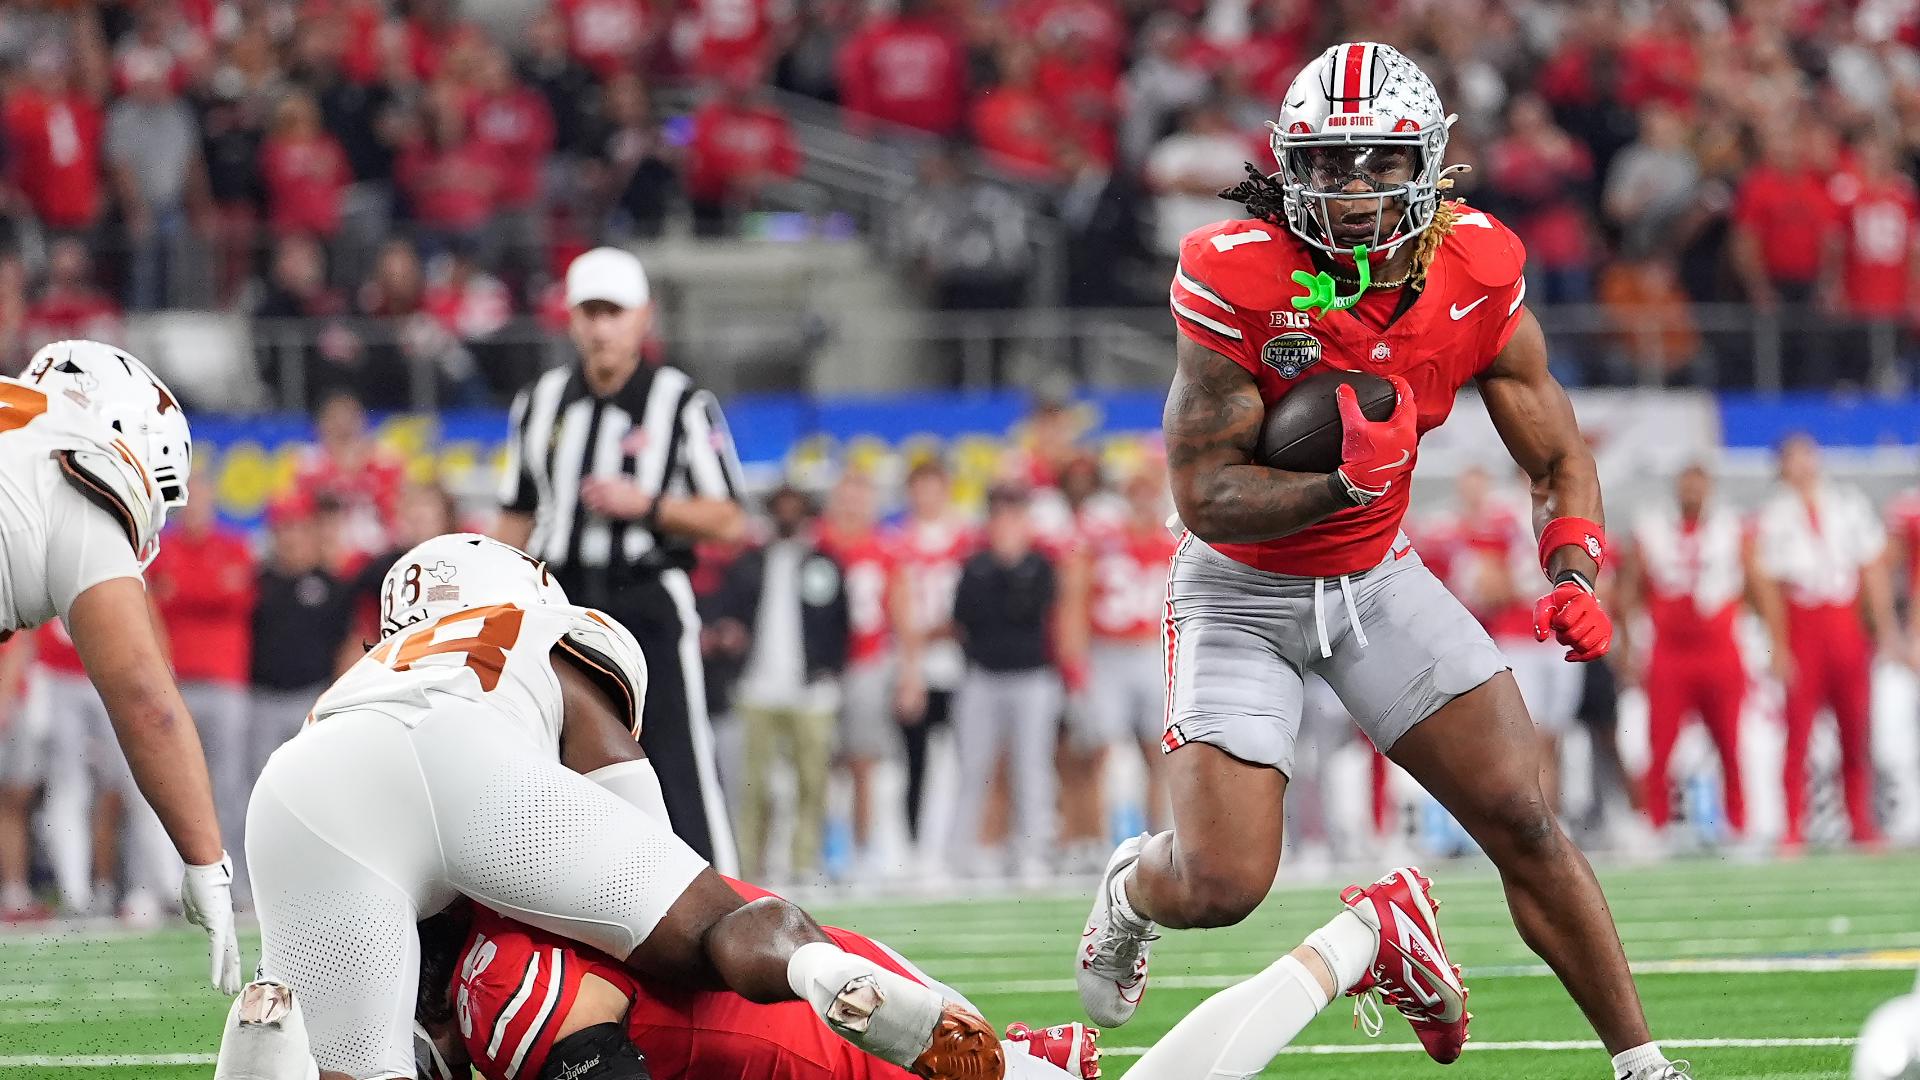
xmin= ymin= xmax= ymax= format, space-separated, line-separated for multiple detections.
xmin=1270 ymin=42 xmax=1457 ymax=259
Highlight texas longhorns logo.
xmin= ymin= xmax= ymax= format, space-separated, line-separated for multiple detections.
xmin=425 ymin=561 xmax=458 ymax=583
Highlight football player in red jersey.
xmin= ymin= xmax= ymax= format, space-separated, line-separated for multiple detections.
xmin=814 ymin=471 xmax=912 ymax=877
xmin=1058 ymin=460 xmax=1180 ymax=844
xmin=426 ymin=879 xmax=1099 ymax=1080
xmin=1078 ymin=42 xmax=1681 ymax=1080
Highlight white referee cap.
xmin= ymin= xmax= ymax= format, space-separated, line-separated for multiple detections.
xmin=565 ymin=247 xmax=650 ymax=310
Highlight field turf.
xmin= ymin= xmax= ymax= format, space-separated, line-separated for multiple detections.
xmin=0 ymin=851 xmax=1913 ymax=1078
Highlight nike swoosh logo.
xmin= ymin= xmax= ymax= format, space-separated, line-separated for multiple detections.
xmin=1366 ymin=450 xmax=1411 ymax=474
xmin=1287 ymin=98 xmax=1306 ymax=109
xmin=1449 ymin=296 xmax=1488 ymax=319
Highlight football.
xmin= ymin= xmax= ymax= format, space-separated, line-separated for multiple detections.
xmin=1253 ymin=368 xmax=1399 ymax=474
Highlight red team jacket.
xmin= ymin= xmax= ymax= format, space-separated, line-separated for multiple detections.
xmin=455 ymin=880 xmax=921 ymax=1080
xmin=1168 ymin=208 xmax=1529 ymax=576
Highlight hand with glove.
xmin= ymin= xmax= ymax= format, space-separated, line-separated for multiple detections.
xmin=183 ymin=853 xmax=245 ymax=994
xmin=1333 ymin=375 xmax=1419 ymax=507
xmin=1533 ymin=572 xmax=1613 ymax=662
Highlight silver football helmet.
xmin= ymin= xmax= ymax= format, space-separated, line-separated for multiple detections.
xmin=1270 ymin=42 xmax=1459 ymax=259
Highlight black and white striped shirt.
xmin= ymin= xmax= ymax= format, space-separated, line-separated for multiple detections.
xmin=498 ymin=363 xmax=744 ymax=592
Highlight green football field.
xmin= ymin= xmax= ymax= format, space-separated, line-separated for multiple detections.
xmin=2 ymin=852 xmax=1915 ymax=1078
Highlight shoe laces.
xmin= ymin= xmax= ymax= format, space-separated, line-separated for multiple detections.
xmin=1646 ymin=1060 xmax=1693 ymax=1080
xmin=1350 ymin=981 xmax=1444 ymax=1039
xmin=1086 ymin=919 xmax=1159 ymax=984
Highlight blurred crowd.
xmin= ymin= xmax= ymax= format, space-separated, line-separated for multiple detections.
xmin=0 ymin=1 xmax=1913 ymax=395
xmin=6 ymin=387 xmax=1920 ymax=917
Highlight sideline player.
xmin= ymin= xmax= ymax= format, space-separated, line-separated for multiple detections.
xmin=1614 ymin=464 xmax=1763 ymax=840
xmin=1078 ymin=42 xmax=1684 ymax=1080
xmin=0 ymin=340 xmax=239 ymax=990
xmin=1057 ymin=460 xmax=1179 ymax=839
xmin=217 ymin=533 xmax=1001 ymax=1080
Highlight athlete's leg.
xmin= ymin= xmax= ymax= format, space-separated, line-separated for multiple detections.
xmin=1388 ymin=673 xmax=1653 ymax=1054
xmin=1641 ymin=654 xmax=1686 ymax=830
xmin=1126 ymin=744 xmax=1287 ymax=929
xmin=1780 ymin=625 xmax=1821 ymax=845
xmin=1829 ymin=630 xmax=1881 ymax=842
xmin=1698 ymin=660 xmax=1747 ymax=836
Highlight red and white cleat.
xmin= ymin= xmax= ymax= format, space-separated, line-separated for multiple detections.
xmin=1005 ymin=1022 xmax=1101 ymax=1079
xmin=1340 ymin=866 xmax=1471 ymax=1064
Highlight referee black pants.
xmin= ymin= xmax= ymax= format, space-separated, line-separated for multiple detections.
xmin=596 ymin=570 xmax=739 ymax=875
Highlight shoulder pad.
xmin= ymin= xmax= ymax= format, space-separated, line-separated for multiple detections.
xmin=554 ymin=606 xmax=648 ymax=737
xmin=1438 ymin=204 xmax=1526 ymax=289
xmin=1178 ymin=220 xmax=1305 ymax=296
xmin=56 ymin=447 xmax=161 ymax=568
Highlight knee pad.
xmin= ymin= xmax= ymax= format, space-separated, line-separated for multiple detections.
xmin=538 ymin=1023 xmax=652 ymax=1080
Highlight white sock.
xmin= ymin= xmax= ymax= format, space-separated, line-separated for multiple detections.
xmin=1111 ymin=865 xmax=1149 ymax=929
xmin=1124 ymin=954 xmax=1331 ymax=1080
xmin=586 ymin=759 xmax=669 ymax=824
xmin=1611 ymin=1042 xmax=1669 ymax=1078
xmin=1303 ymin=908 xmax=1379 ymax=994
xmin=786 ymin=941 xmax=940 ymax=1066
xmin=0 ymin=882 xmax=30 ymax=910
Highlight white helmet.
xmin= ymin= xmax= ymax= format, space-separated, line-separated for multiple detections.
xmin=379 ymin=533 xmax=569 ymax=638
xmin=24 ymin=340 xmax=192 ymax=568
xmin=1270 ymin=42 xmax=1459 ymax=259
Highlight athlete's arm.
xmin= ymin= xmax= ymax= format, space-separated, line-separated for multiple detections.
xmin=1163 ymin=335 xmax=1348 ymax=544
xmin=889 ymin=563 xmax=926 ymax=721
xmin=1056 ymin=548 xmax=1093 ymax=692
xmin=1861 ymin=551 xmax=1907 ymax=663
xmin=1743 ymin=532 xmax=1794 ymax=686
xmin=66 ymin=577 xmax=222 ymax=866
xmin=0 ymin=633 xmax=33 ymax=737
xmin=1476 ymin=306 xmax=1605 ymax=583
xmin=1609 ymin=541 xmax=1645 ymax=685
xmin=554 ymin=651 xmax=669 ymax=823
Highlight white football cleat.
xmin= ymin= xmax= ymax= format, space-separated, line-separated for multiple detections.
xmin=1076 ymin=834 xmax=1158 ymax=1028
xmin=1854 ymin=991 xmax=1920 ymax=1080
xmin=214 ymin=980 xmax=320 ymax=1080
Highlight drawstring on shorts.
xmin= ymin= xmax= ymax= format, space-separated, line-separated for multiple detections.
xmin=1311 ymin=574 xmax=1371 ymax=659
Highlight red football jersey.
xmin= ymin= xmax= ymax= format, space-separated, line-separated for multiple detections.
xmin=147 ymin=526 xmax=257 ymax=685
xmin=818 ymin=524 xmax=894 ymax=664
xmin=1168 ymin=208 xmax=1529 ymax=576
xmin=1835 ymin=174 xmax=1920 ymax=319
xmin=455 ymin=886 xmax=919 ymax=1080
xmin=1421 ymin=503 xmax=1534 ymax=640
xmin=1085 ymin=523 xmax=1178 ymax=642
xmin=883 ymin=518 xmax=976 ymax=636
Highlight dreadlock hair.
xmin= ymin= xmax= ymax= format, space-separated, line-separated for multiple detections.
xmin=1217 ymin=163 xmax=1465 ymax=290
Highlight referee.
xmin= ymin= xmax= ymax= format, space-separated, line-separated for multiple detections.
xmin=496 ymin=246 xmax=743 ymax=874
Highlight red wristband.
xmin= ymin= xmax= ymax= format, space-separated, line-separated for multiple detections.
xmin=1539 ymin=516 xmax=1607 ymax=572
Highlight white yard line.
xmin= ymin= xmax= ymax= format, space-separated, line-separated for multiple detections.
xmin=1099 ymin=1037 xmax=1858 ymax=1058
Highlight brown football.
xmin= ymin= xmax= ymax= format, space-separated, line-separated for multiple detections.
xmin=1253 ymin=368 xmax=1398 ymax=474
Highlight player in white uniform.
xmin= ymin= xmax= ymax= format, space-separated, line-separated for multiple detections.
xmin=0 ymin=340 xmax=238 ymax=989
xmin=218 ymin=533 xmax=1002 ymax=1080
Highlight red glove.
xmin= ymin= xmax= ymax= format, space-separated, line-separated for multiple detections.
xmin=1533 ymin=574 xmax=1613 ymax=662
xmin=1334 ymin=375 xmax=1418 ymax=506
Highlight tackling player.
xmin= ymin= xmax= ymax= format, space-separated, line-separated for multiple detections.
xmin=215 ymin=533 xmax=1001 ymax=1080
xmin=0 ymin=340 xmax=239 ymax=991
xmin=1076 ymin=42 xmax=1684 ymax=1080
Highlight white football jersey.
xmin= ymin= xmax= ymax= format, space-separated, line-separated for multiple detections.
xmin=0 ymin=378 xmax=147 ymax=632
xmin=310 ymin=602 xmax=641 ymax=757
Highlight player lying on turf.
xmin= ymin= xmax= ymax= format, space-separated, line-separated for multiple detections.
xmin=412 ymin=881 xmax=1100 ymax=1080
xmin=214 ymin=534 xmax=1001 ymax=1080
xmin=1080 ymin=40 xmax=1686 ymax=1080
xmin=417 ymin=866 xmax=1454 ymax=1080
